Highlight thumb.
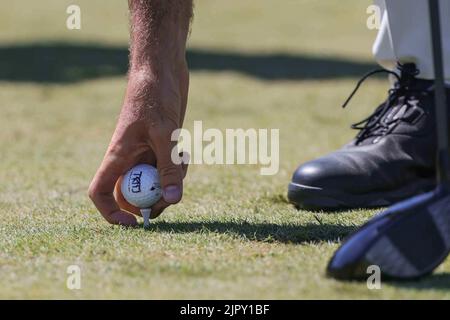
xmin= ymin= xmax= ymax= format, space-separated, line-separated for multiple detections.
xmin=155 ymin=141 xmax=184 ymax=204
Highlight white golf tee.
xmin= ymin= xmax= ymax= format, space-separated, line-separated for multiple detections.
xmin=140 ymin=208 xmax=151 ymax=228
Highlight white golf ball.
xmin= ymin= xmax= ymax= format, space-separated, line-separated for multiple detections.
xmin=121 ymin=164 xmax=162 ymax=208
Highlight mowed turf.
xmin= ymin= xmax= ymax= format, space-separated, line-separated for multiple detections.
xmin=1 ymin=0 xmax=450 ymax=299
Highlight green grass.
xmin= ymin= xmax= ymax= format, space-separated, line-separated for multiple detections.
xmin=1 ymin=0 xmax=450 ymax=299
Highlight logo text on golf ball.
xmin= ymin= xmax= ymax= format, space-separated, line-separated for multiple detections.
xmin=131 ymin=171 xmax=143 ymax=193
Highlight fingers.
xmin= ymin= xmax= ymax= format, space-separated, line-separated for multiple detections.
xmin=153 ymin=136 xmax=184 ymax=204
xmin=114 ymin=174 xmax=165 ymax=219
xmin=114 ymin=175 xmax=141 ymax=216
xmin=113 ymin=149 xmax=157 ymax=217
xmin=114 ymin=157 xmax=189 ymax=220
xmin=150 ymin=160 xmax=189 ymax=219
xmin=89 ymin=151 xmax=138 ymax=226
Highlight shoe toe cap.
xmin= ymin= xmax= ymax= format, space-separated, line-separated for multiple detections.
xmin=292 ymin=161 xmax=325 ymax=187
xmin=292 ymin=157 xmax=349 ymax=189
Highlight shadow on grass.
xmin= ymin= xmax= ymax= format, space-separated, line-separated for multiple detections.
xmin=390 ymin=273 xmax=450 ymax=291
xmin=0 ymin=42 xmax=378 ymax=83
xmin=147 ymin=221 xmax=356 ymax=244
xmin=297 ymin=207 xmax=386 ymax=214
xmin=142 ymin=220 xmax=450 ymax=291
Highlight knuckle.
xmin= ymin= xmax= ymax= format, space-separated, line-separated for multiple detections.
xmin=107 ymin=144 xmax=129 ymax=159
xmin=87 ymin=183 xmax=98 ymax=201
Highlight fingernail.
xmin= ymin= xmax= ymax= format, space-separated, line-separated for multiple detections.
xmin=163 ymin=185 xmax=181 ymax=203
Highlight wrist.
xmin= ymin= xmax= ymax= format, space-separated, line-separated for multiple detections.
xmin=129 ymin=21 xmax=188 ymax=75
xmin=129 ymin=52 xmax=187 ymax=83
xmin=124 ymin=58 xmax=187 ymax=116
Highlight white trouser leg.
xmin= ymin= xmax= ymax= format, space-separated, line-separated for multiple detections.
xmin=373 ymin=0 xmax=450 ymax=80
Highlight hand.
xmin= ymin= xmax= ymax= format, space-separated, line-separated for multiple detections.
xmin=89 ymin=64 xmax=189 ymax=226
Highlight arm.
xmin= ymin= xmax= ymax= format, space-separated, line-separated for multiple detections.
xmin=89 ymin=0 xmax=193 ymax=225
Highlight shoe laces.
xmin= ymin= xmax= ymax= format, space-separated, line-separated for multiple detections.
xmin=342 ymin=63 xmax=428 ymax=144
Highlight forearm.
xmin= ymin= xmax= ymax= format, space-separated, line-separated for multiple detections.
xmin=128 ymin=0 xmax=193 ymax=73
xmin=89 ymin=1 xmax=193 ymax=225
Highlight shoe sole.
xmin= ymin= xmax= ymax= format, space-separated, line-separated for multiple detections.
xmin=288 ymin=179 xmax=436 ymax=211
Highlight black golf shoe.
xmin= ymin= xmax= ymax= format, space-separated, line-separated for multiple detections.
xmin=289 ymin=63 xmax=450 ymax=210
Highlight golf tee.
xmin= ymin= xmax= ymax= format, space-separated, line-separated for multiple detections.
xmin=140 ymin=208 xmax=151 ymax=228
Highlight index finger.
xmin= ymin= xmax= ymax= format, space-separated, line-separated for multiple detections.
xmin=89 ymin=153 xmax=138 ymax=226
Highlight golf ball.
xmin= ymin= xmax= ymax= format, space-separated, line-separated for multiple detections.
xmin=121 ymin=164 xmax=162 ymax=208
